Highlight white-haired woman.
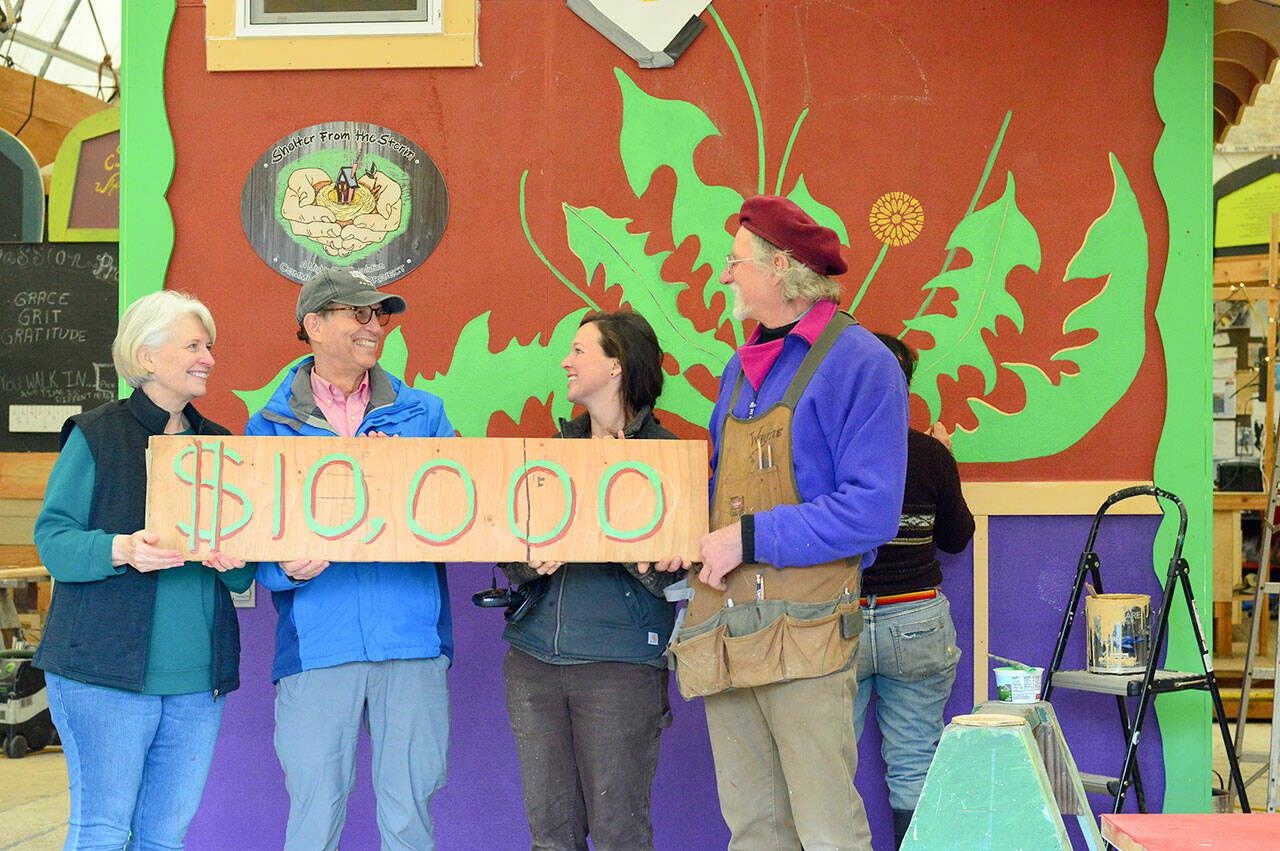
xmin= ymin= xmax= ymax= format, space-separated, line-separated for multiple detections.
xmin=33 ymin=290 xmax=253 ymax=849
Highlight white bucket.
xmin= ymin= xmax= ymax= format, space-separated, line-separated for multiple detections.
xmin=994 ymin=666 xmax=1044 ymax=703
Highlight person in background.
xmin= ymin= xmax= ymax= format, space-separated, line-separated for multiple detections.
xmin=856 ymin=333 xmax=975 ymax=849
xmin=247 ymin=267 xmax=453 ymax=851
xmin=34 ymin=290 xmax=254 ymax=848
xmin=496 ymin=310 xmax=682 ymax=851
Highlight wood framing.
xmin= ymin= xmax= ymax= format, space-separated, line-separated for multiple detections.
xmin=204 ymin=0 xmax=479 ymax=71
xmin=47 ymin=108 xmax=120 ymax=242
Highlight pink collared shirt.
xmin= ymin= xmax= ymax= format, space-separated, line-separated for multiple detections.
xmin=738 ymin=300 xmax=837 ymax=390
xmin=309 ymin=368 xmax=371 ymax=437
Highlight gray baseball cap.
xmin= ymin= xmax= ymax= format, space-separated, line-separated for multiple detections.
xmin=295 ymin=268 xmax=407 ymax=323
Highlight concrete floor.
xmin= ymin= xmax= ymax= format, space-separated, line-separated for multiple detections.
xmin=0 ymin=744 xmax=67 ymax=851
xmin=0 ymin=721 xmax=1272 ymax=849
xmin=1213 ymin=718 xmax=1276 ymax=812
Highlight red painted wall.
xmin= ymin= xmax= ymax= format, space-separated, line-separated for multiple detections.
xmin=164 ymin=2 xmax=1169 ymax=482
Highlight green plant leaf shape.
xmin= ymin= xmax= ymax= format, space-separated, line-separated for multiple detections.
xmin=378 ymin=326 xmax=409 ymax=382
xmin=906 ymin=173 xmax=1039 ymax=421
xmin=952 ymin=154 xmax=1147 ymax=462
xmin=614 ymin=68 xmax=743 ymax=329
xmin=234 ymin=355 xmax=308 ymax=420
xmin=563 ymin=203 xmax=738 ymax=378
xmin=412 ymin=309 xmax=589 ymax=437
xmin=786 ymin=174 xmax=850 ymax=245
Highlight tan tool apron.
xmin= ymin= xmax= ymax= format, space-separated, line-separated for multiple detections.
xmin=670 ymin=312 xmax=863 ymax=699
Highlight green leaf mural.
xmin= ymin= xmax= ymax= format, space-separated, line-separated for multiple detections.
xmin=410 ymin=310 xmax=589 ymax=437
xmin=786 ymin=174 xmax=849 ymax=245
xmin=233 ymin=355 xmax=306 ymax=420
xmin=233 ymin=25 xmax=1148 ymax=470
xmin=563 ymin=202 xmax=738 ymax=425
xmin=953 ymin=155 xmax=1147 ymax=460
xmin=906 ymin=173 xmax=1040 ymax=420
xmin=615 ymin=69 xmax=744 ymax=335
xmin=614 ymin=68 xmax=743 ymax=272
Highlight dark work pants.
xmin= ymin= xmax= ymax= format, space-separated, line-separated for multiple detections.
xmin=504 ymin=646 xmax=671 ymax=851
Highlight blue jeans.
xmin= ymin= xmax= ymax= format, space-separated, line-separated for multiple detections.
xmin=44 ymin=673 xmax=224 ymax=850
xmin=851 ymin=593 xmax=960 ymax=811
xmin=273 ymin=657 xmax=450 ymax=851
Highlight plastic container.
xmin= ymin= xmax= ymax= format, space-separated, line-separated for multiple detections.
xmin=994 ymin=666 xmax=1044 ymax=703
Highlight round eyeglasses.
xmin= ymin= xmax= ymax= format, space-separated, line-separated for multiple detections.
xmin=724 ymin=254 xmax=763 ymax=268
xmin=323 ymin=304 xmax=393 ymax=326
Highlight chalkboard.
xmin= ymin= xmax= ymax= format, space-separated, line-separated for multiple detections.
xmin=0 ymin=243 xmax=119 ymax=451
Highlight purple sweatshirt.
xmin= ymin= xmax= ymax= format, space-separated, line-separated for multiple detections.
xmin=710 ymin=301 xmax=908 ymax=569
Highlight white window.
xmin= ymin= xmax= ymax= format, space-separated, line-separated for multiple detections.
xmin=238 ymin=0 xmax=442 ymax=37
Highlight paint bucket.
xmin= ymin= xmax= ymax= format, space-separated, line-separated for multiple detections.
xmin=993 ymin=666 xmax=1044 ymax=703
xmin=1086 ymin=593 xmax=1151 ymax=674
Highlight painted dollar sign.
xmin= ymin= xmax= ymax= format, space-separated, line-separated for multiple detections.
xmin=174 ymin=440 xmax=253 ymax=551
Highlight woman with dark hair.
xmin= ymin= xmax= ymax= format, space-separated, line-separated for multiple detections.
xmin=856 ymin=332 xmax=975 ymax=849
xmin=497 ymin=310 xmax=682 ymax=850
xmin=33 ymin=291 xmax=254 ymax=848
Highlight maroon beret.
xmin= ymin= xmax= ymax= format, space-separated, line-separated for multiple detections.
xmin=737 ymin=195 xmax=847 ymax=276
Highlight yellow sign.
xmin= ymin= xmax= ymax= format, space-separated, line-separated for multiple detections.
xmin=1216 ymin=173 xmax=1280 ymax=248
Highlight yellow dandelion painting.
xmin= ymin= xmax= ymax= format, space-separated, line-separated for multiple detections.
xmin=869 ymin=192 xmax=924 ymax=246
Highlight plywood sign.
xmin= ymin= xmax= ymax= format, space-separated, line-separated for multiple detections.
xmin=146 ymin=435 xmax=707 ymax=563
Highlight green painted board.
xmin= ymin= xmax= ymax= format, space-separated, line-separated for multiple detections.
xmin=903 ymin=718 xmax=1071 ymax=851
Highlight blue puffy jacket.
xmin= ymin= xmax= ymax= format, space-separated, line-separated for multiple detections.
xmin=247 ymin=358 xmax=454 ymax=682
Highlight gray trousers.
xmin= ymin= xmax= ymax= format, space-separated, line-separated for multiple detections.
xmin=704 ymin=651 xmax=872 ymax=851
xmin=274 ymin=657 xmax=450 ymax=851
xmin=504 ymin=646 xmax=671 ymax=851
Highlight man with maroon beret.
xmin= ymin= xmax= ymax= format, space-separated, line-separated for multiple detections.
xmin=658 ymin=195 xmax=907 ymax=849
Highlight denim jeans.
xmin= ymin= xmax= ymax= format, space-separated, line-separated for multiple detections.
xmin=44 ymin=673 xmax=224 ymax=851
xmin=851 ymin=593 xmax=960 ymax=811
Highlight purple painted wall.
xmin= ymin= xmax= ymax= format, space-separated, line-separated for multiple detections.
xmin=188 ymin=513 xmax=1163 ymax=850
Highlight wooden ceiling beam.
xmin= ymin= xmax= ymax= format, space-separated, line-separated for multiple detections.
xmin=0 ymin=66 xmax=108 ymax=168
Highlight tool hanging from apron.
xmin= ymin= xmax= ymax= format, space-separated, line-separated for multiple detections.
xmin=670 ymin=311 xmax=864 ymax=699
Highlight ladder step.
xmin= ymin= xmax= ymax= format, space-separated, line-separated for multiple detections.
xmin=1049 ymin=669 xmax=1207 ymax=696
xmin=1079 ymin=773 xmax=1122 ymax=796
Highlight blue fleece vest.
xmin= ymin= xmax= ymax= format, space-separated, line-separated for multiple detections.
xmin=33 ymin=392 xmax=242 ymax=695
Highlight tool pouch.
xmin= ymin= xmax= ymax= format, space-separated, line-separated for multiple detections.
xmin=669 ymin=595 xmax=862 ymax=699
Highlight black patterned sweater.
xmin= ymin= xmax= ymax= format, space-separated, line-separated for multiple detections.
xmin=860 ymin=428 xmax=975 ymax=597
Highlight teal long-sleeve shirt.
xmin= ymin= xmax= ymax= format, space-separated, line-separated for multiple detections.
xmin=34 ymin=426 xmax=256 ymax=694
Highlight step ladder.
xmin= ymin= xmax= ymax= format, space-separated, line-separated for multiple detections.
xmin=1228 ymin=419 xmax=1280 ymax=812
xmin=1042 ymin=485 xmax=1250 ymax=816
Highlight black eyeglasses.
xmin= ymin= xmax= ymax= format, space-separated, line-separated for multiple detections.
xmin=323 ymin=305 xmax=393 ymax=326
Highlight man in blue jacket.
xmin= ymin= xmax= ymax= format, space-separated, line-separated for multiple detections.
xmin=247 ymin=268 xmax=454 ymax=851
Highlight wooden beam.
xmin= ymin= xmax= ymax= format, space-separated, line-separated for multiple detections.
xmin=1212 ymin=285 xmax=1280 ymax=301
xmin=0 ymin=454 xmax=58 ymax=501
xmin=1267 ymin=215 xmax=1278 ymax=487
xmin=1214 ymin=492 xmax=1269 ymax=510
xmin=962 ymin=481 xmax=1161 ymax=517
xmin=0 ymin=67 xmax=111 ymax=168
xmin=1214 ymin=254 xmax=1274 ymax=284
